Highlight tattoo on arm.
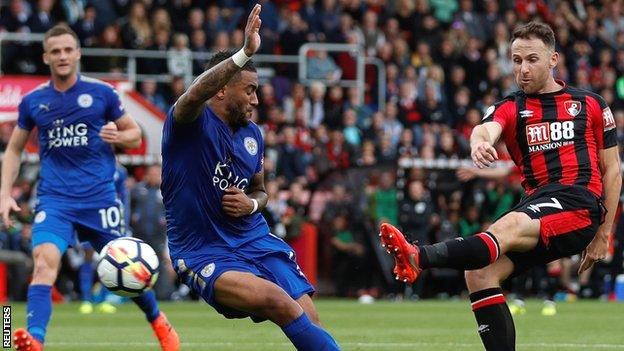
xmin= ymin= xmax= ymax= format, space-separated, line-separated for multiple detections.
xmin=173 ymin=58 xmax=240 ymax=123
xmin=247 ymin=170 xmax=268 ymax=211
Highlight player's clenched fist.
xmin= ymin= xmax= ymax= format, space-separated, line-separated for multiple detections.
xmin=222 ymin=186 xmax=254 ymax=217
xmin=99 ymin=121 xmax=119 ymax=144
xmin=471 ymin=141 xmax=498 ymax=168
xmin=243 ymin=4 xmax=262 ymax=56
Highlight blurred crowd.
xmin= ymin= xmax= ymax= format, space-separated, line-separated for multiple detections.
xmin=1 ymin=0 xmax=624 ymax=301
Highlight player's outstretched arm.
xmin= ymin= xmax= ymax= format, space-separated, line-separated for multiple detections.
xmin=579 ymin=145 xmax=622 ymax=273
xmin=470 ymin=122 xmax=502 ymax=168
xmin=173 ymin=4 xmax=262 ymax=124
xmin=0 ymin=128 xmax=29 ymax=227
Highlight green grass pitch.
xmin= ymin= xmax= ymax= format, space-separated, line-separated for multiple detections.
xmin=6 ymin=299 xmax=624 ymax=350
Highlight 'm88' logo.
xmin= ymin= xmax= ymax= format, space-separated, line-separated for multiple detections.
xmin=526 ymin=121 xmax=574 ymax=146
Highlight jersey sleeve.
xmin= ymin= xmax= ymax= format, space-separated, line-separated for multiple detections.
xmin=480 ymin=99 xmax=515 ymax=132
xmin=588 ymin=94 xmax=617 ymax=149
xmin=104 ymin=86 xmax=126 ymax=122
xmin=255 ymin=126 xmax=265 ymax=174
xmin=17 ymin=96 xmax=35 ymax=131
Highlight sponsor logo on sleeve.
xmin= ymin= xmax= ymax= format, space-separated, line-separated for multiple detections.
xmin=482 ymin=105 xmax=495 ymax=120
xmin=603 ymin=107 xmax=616 ymax=131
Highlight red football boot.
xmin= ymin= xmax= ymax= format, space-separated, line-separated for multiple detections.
xmin=13 ymin=328 xmax=43 ymax=351
xmin=379 ymin=223 xmax=422 ymax=283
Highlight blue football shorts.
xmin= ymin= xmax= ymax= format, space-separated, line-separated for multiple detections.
xmin=32 ymin=198 xmax=125 ymax=254
xmin=172 ymin=233 xmax=315 ymax=322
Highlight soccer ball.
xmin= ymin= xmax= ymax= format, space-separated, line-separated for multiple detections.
xmin=96 ymin=237 xmax=159 ymax=297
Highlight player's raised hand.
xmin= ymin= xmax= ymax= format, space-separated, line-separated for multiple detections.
xmin=471 ymin=141 xmax=498 ymax=169
xmin=222 ymin=186 xmax=254 ymax=217
xmin=99 ymin=121 xmax=119 ymax=144
xmin=243 ymin=4 xmax=262 ymax=56
xmin=0 ymin=195 xmax=21 ymax=228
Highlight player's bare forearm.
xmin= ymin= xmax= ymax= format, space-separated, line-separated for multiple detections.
xmin=173 ymin=58 xmax=241 ymax=124
xmin=0 ymin=149 xmax=20 ymax=198
xmin=597 ymin=153 xmax=621 ymax=237
xmin=470 ymin=125 xmax=490 ymax=147
xmin=246 ymin=171 xmax=268 ymax=213
xmin=470 ymin=122 xmax=502 ymax=168
xmin=470 ymin=122 xmax=502 ymax=148
xmin=0 ymin=128 xmax=29 ymax=197
xmin=114 ymin=127 xmax=141 ymax=149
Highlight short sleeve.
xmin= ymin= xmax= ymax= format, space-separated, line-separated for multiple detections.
xmin=104 ymin=86 xmax=126 ymax=122
xmin=588 ymin=94 xmax=617 ymax=149
xmin=254 ymin=126 xmax=265 ymax=174
xmin=480 ymin=99 xmax=515 ymax=132
xmin=17 ymin=97 xmax=35 ymax=131
xmin=162 ymin=104 xmax=204 ymax=147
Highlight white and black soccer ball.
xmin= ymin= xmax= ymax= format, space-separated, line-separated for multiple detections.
xmin=96 ymin=237 xmax=159 ymax=297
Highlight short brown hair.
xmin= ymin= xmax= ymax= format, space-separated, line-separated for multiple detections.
xmin=44 ymin=24 xmax=79 ymax=49
xmin=511 ymin=21 xmax=556 ymax=50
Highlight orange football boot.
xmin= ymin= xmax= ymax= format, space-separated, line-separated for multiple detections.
xmin=151 ymin=312 xmax=180 ymax=351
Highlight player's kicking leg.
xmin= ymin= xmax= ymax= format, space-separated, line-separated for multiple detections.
xmin=379 ymin=212 xmax=540 ymax=351
xmin=379 ymin=211 xmax=539 ymax=283
xmin=214 ymin=271 xmax=340 ymax=350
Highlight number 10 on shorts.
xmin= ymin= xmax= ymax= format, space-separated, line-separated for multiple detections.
xmin=98 ymin=206 xmax=121 ymax=229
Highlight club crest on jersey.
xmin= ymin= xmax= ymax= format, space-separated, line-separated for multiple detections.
xmin=564 ymin=100 xmax=581 ymax=117
xmin=34 ymin=211 xmax=46 ymax=223
xmin=200 ymin=263 xmax=215 ymax=278
xmin=77 ymin=93 xmax=93 ymax=108
xmin=244 ymin=137 xmax=258 ymax=155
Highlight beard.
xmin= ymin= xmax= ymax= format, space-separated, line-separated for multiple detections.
xmin=225 ymin=101 xmax=249 ymax=129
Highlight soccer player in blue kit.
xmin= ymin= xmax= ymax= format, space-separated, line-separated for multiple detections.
xmin=161 ymin=5 xmax=340 ymax=351
xmin=0 ymin=25 xmax=180 ymax=351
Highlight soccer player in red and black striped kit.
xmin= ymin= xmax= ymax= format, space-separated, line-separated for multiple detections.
xmin=380 ymin=21 xmax=622 ymax=350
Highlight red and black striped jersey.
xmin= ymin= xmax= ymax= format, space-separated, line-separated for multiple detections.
xmin=482 ymin=81 xmax=617 ymax=198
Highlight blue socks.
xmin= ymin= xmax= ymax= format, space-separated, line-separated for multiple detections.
xmin=27 ymin=284 xmax=52 ymax=343
xmin=281 ymin=313 xmax=340 ymax=351
xmin=79 ymin=262 xmax=94 ymax=302
xmin=131 ymin=290 xmax=161 ymax=323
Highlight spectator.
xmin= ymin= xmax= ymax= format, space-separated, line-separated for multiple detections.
xmin=307 ymin=50 xmax=341 ymax=82
xmin=331 ymin=213 xmax=365 ymax=297
xmin=139 ymin=79 xmax=169 ymax=112
xmin=120 ymin=1 xmax=152 ymax=49
xmin=167 ymin=33 xmax=192 ymax=84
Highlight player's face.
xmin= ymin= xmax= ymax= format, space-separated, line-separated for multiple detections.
xmin=43 ymin=34 xmax=81 ymax=79
xmin=224 ymin=71 xmax=258 ymax=128
xmin=511 ymin=37 xmax=558 ymax=94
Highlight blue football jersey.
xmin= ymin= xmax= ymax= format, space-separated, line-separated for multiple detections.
xmin=17 ymin=75 xmax=125 ymax=202
xmin=161 ymin=106 xmax=269 ymax=257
